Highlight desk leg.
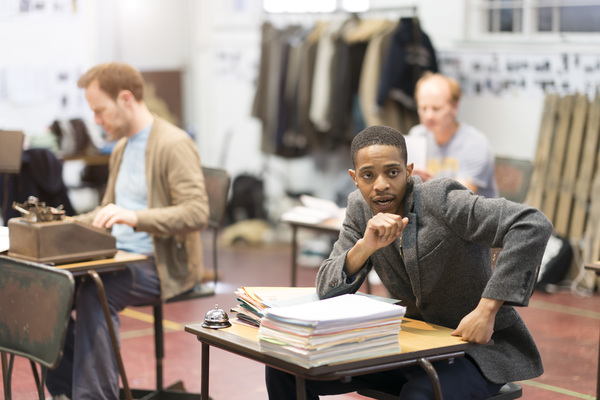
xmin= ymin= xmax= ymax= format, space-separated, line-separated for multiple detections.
xmin=202 ymin=342 xmax=210 ymax=400
xmin=291 ymin=225 xmax=298 ymax=287
xmin=295 ymin=375 xmax=307 ymax=400
xmin=416 ymin=358 xmax=443 ymax=400
xmin=88 ymin=270 xmax=133 ymax=400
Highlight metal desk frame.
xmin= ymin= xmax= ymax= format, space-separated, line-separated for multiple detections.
xmin=55 ymin=251 xmax=148 ymax=400
xmin=185 ymin=319 xmax=478 ymax=400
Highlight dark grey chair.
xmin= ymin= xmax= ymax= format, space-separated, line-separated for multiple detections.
xmin=201 ymin=166 xmax=232 ymax=285
xmin=0 ymin=255 xmax=75 ymax=400
xmin=494 ymin=156 xmax=533 ymax=203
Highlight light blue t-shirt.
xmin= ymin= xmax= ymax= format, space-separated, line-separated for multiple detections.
xmin=112 ymin=124 xmax=154 ymax=254
xmin=408 ymin=123 xmax=499 ymax=198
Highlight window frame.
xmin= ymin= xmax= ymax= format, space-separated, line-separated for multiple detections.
xmin=467 ymin=0 xmax=600 ymax=44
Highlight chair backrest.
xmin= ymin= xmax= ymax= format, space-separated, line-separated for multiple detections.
xmin=0 ymin=255 xmax=75 ymax=369
xmin=0 ymin=130 xmax=24 ymax=174
xmin=202 ymin=166 xmax=231 ymax=230
xmin=494 ymin=156 xmax=533 ymax=203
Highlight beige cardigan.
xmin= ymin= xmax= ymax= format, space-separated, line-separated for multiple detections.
xmin=77 ymin=116 xmax=209 ymax=299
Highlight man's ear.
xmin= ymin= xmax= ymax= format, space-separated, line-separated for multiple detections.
xmin=451 ymin=100 xmax=459 ymax=118
xmin=406 ymin=163 xmax=414 ymax=176
xmin=117 ymin=89 xmax=134 ymax=106
xmin=348 ymin=169 xmax=357 ymax=186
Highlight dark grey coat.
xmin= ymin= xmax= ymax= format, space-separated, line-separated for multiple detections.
xmin=316 ymin=177 xmax=553 ymax=384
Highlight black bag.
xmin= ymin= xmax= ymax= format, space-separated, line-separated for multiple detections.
xmin=224 ymin=174 xmax=267 ymax=225
xmin=49 ymin=118 xmax=95 ymax=157
xmin=536 ymin=233 xmax=573 ymax=292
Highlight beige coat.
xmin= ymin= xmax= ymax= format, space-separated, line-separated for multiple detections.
xmin=77 ymin=116 xmax=209 ymax=299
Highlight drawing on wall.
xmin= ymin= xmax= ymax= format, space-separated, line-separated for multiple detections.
xmin=18 ymin=0 xmax=77 ymax=15
xmin=439 ymin=51 xmax=600 ymax=99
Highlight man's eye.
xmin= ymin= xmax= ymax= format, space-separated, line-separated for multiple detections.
xmin=362 ymin=173 xmax=372 ymax=179
xmin=389 ymin=170 xmax=399 ymax=177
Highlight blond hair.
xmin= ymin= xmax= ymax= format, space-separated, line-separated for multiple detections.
xmin=415 ymin=72 xmax=461 ymax=104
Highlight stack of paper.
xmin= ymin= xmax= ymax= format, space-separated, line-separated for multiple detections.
xmin=258 ymin=294 xmax=406 ymax=367
xmin=232 ymin=287 xmax=319 ymax=327
xmin=281 ymin=195 xmax=346 ymax=225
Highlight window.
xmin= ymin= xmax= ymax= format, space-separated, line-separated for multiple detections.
xmin=486 ymin=0 xmax=523 ymax=32
xmin=541 ymin=3 xmax=600 ymax=32
xmin=473 ymin=0 xmax=600 ymax=34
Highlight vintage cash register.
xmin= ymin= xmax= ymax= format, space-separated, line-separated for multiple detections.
xmin=8 ymin=196 xmax=117 ymax=264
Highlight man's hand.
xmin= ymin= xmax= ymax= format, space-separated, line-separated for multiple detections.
xmin=345 ymin=213 xmax=407 ymax=276
xmin=92 ymin=203 xmax=138 ymax=229
xmin=363 ymin=213 xmax=407 ymax=252
xmin=452 ymin=298 xmax=503 ymax=344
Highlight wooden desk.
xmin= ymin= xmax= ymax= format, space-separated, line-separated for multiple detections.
xmin=185 ymin=318 xmax=477 ymax=400
xmin=286 ymin=218 xmax=341 ymax=287
xmin=584 ymin=262 xmax=600 ymax=400
xmin=62 ymin=153 xmax=111 ymax=166
xmin=55 ymin=249 xmax=147 ymax=274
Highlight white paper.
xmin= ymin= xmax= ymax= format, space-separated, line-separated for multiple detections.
xmin=0 ymin=226 xmax=9 ymax=253
xmin=281 ymin=194 xmax=346 ymax=225
xmin=263 ymin=293 xmax=406 ymax=329
xmin=405 ymin=135 xmax=427 ymax=170
xmin=299 ymin=195 xmax=345 ymax=220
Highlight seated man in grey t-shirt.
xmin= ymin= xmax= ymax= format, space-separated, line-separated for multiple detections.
xmin=408 ymin=72 xmax=498 ymax=198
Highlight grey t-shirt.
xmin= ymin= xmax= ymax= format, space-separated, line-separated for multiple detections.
xmin=408 ymin=123 xmax=499 ymax=198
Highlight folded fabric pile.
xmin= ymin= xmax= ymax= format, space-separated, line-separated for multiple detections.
xmin=258 ymin=293 xmax=406 ymax=367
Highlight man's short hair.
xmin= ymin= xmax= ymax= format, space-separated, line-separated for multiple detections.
xmin=415 ymin=72 xmax=461 ymax=104
xmin=351 ymin=125 xmax=408 ymax=168
xmin=77 ymin=62 xmax=145 ymax=102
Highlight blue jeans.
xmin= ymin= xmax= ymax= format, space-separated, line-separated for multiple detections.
xmin=46 ymin=258 xmax=161 ymax=400
xmin=265 ymin=356 xmax=504 ymax=400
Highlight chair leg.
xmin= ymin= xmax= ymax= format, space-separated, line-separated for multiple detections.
xmin=2 ymin=352 xmax=10 ymax=400
xmin=28 ymin=360 xmax=44 ymax=400
xmin=213 ymin=229 xmax=218 ymax=286
xmin=40 ymin=367 xmax=48 ymax=400
xmin=153 ymin=304 xmax=165 ymax=390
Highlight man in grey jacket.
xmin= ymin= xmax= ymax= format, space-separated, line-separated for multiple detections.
xmin=266 ymin=125 xmax=552 ymax=399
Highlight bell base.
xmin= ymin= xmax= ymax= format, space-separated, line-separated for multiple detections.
xmin=202 ymin=321 xmax=232 ymax=329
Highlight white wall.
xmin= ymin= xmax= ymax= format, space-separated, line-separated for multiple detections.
xmin=0 ymin=1 xmax=98 ymax=136
xmin=458 ymin=96 xmax=544 ymax=160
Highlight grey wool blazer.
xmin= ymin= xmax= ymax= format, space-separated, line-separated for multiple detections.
xmin=316 ymin=177 xmax=553 ymax=384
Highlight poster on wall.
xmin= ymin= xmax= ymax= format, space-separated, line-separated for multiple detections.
xmin=0 ymin=64 xmax=88 ymax=134
xmin=439 ymin=51 xmax=600 ymax=99
xmin=1 ymin=0 xmax=78 ymax=19
xmin=4 ymin=65 xmax=84 ymax=114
